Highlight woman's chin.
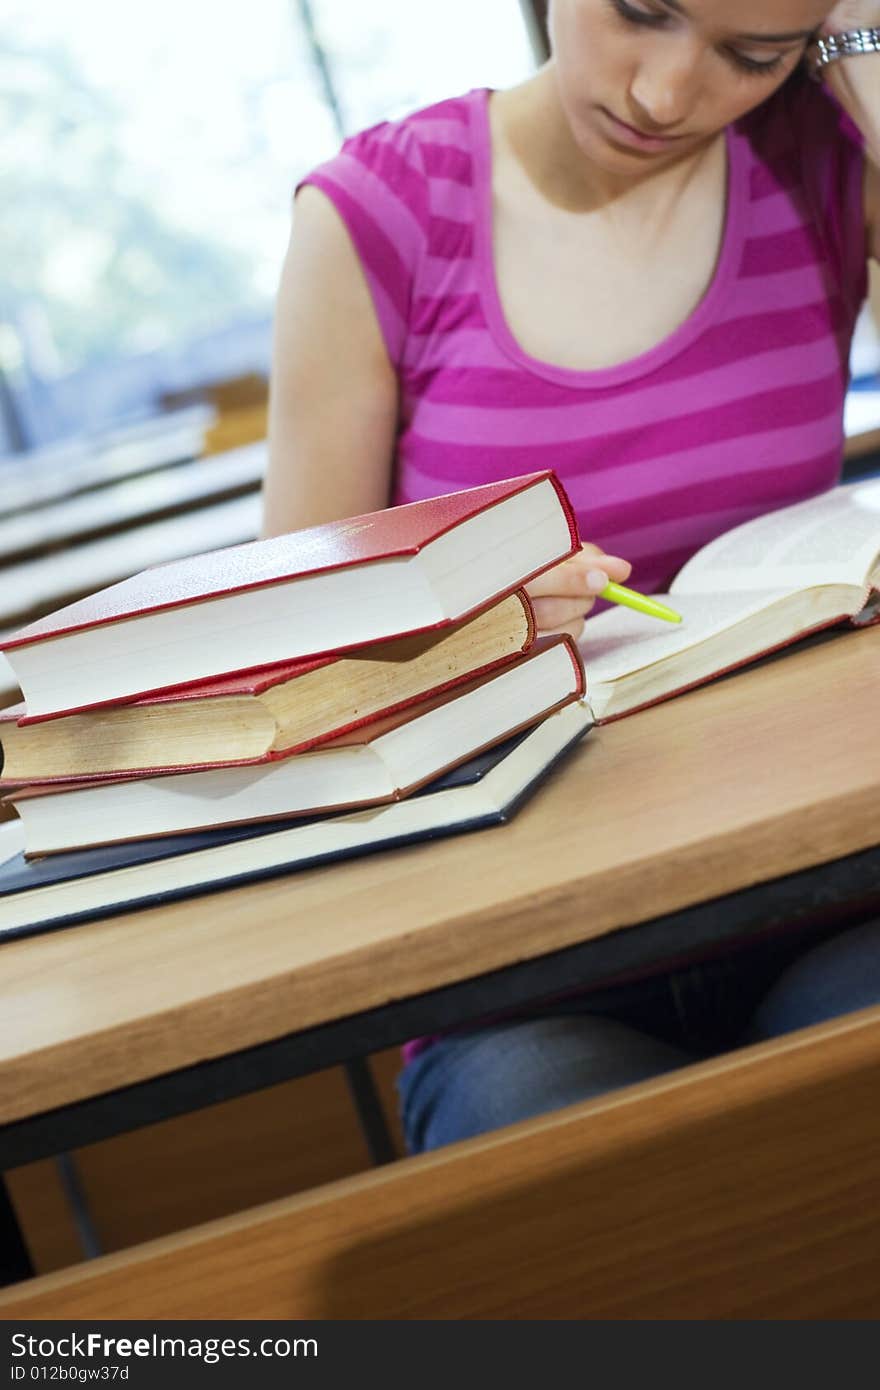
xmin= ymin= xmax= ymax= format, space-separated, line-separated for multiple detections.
xmin=570 ymin=124 xmax=655 ymax=172
xmin=568 ymin=111 xmax=693 ymax=176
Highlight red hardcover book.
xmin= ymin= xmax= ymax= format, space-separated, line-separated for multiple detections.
xmin=1 ymin=473 xmax=578 ymax=719
xmin=6 ymin=637 xmax=587 ymax=856
xmin=0 ymin=592 xmax=535 ymax=781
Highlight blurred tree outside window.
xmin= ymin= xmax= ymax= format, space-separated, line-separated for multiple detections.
xmin=0 ymin=0 xmax=534 ymax=457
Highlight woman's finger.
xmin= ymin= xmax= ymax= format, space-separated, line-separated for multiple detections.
xmin=527 ymin=559 xmax=608 ymax=601
xmin=574 ymin=548 xmax=632 ymax=584
xmin=527 ymin=547 xmax=632 ymax=601
xmin=541 ymin=616 xmax=586 ymax=644
xmin=529 ymin=594 xmax=596 ymax=631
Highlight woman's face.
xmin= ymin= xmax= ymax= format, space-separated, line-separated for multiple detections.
xmin=549 ymin=0 xmax=832 ymax=170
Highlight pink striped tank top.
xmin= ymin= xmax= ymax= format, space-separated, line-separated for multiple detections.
xmin=301 ymin=76 xmax=866 ymax=596
xmin=300 ymin=76 xmax=866 ymax=1062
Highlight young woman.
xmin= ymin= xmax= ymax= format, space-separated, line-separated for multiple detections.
xmin=263 ymin=1 xmax=880 ymax=1151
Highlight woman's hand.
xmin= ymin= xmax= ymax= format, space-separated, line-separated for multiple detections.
xmin=822 ymin=2 xmax=880 ymax=30
xmin=525 ymin=543 xmax=632 ymax=642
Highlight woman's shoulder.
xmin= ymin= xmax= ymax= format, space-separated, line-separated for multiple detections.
xmin=296 ymin=91 xmax=486 ymax=366
xmin=299 ymin=88 xmax=485 ymax=242
xmin=336 ymin=89 xmax=484 ymax=181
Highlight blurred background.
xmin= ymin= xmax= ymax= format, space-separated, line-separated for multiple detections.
xmin=2 ymin=0 xmax=876 ymax=461
xmin=0 ymin=0 xmax=537 ymax=454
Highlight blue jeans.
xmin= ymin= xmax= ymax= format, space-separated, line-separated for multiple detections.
xmin=397 ymin=919 xmax=880 ymax=1154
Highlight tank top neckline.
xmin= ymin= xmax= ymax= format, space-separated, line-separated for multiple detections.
xmin=468 ymin=86 xmax=750 ymax=389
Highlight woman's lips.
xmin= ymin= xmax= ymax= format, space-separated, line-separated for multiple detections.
xmin=599 ymin=107 xmax=685 ymax=152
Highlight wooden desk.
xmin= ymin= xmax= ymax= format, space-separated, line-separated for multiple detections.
xmin=1 ymin=625 xmax=878 ymax=1171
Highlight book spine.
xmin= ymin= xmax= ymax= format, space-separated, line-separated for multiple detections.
xmin=545 ymin=472 xmax=582 ymax=555
xmin=559 ymin=633 xmax=587 ymax=699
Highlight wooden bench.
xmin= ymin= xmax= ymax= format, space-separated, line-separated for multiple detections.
xmin=3 ymin=1003 xmax=878 ymax=1319
xmin=1 ymin=408 xmax=210 ymax=515
xmin=0 ymin=444 xmax=265 ymax=565
xmin=0 ymin=492 xmax=261 ymax=631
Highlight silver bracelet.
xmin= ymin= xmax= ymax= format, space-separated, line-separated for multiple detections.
xmin=807 ymin=27 xmax=880 ymax=79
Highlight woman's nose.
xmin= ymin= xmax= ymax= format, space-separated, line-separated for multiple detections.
xmin=629 ymin=43 xmax=703 ymax=129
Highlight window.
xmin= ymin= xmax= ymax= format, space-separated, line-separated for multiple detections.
xmin=0 ymin=0 xmax=534 ymax=455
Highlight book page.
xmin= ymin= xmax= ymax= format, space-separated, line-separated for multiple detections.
xmin=579 ymin=590 xmax=793 ymax=684
xmin=671 ymin=480 xmax=880 ymax=596
xmin=0 ymin=820 xmax=24 ymax=869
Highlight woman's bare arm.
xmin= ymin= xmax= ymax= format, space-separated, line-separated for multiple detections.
xmin=261 ymin=186 xmax=399 ymax=538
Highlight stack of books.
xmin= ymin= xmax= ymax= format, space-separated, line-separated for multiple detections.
xmin=0 ymin=473 xmax=594 ymax=937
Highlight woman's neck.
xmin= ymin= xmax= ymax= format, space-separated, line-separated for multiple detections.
xmin=492 ymin=66 xmax=720 ymax=221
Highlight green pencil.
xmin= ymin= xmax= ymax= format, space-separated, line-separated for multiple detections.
xmin=600 ymin=581 xmax=682 ymax=624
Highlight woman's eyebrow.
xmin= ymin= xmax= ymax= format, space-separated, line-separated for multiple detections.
xmin=660 ymin=0 xmax=814 ymax=43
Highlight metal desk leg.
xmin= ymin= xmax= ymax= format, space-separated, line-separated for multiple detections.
xmin=55 ymin=1154 xmax=102 ymax=1259
xmin=343 ymin=1058 xmax=397 ymax=1165
xmin=1 ymin=1175 xmax=33 ymax=1286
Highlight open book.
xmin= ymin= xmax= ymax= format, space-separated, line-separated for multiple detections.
xmin=579 ymin=480 xmax=880 ymax=722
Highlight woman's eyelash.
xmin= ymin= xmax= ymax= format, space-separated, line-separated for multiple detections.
xmin=608 ymin=0 xmax=665 ymax=26
xmin=725 ymin=49 xmax=785 ymax=77
xmin=607 ymin=0 xmax=788 ymax=78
